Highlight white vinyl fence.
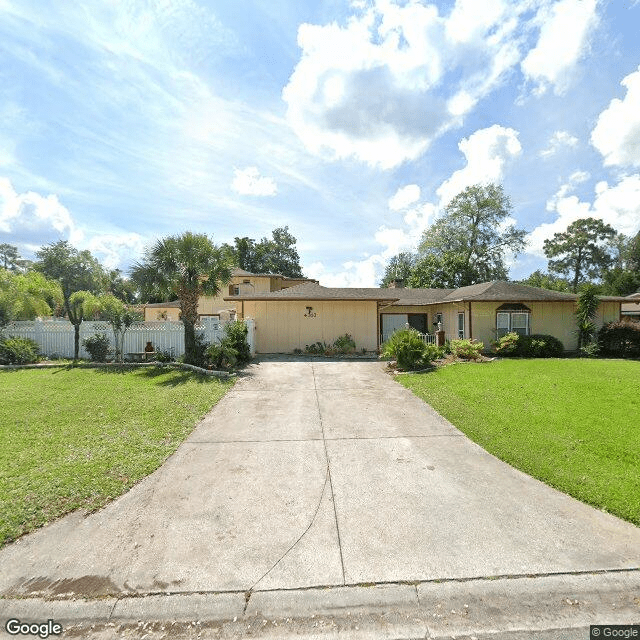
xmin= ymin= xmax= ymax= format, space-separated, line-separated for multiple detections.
xmin=4 ymin=317 xmax=256 ymax=360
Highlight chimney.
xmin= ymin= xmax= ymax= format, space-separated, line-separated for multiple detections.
xmin=388 ymin=279 xmax=405 ymax=288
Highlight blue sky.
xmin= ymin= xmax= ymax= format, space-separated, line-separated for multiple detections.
xmin=1 ymin=0 xmax=639 ymax=286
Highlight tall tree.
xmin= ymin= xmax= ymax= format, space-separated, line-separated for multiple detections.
xmin=417 ymin=184 xmax=526 ymax=287
xmin=131 ymin=232 xmax=232 ymax=364
xmin=601 ymin=232 xmax=640 ymax=295
xmin=34 ymin=240 xmax=105 ymax=359
xmin=543 ymin=218 xmax=617 ymax=293
xmin=516 ymin=270 xmax=571 ymax=292
xmin=222 ymin=227 xmax=304 ymax=278
xmin=0 ymin=269 xmax=63 ymax=327
xmin=380 ymin=252 xmax=416 ymax=287
xmin=0 ymin=244 xmax=20 ymax=271
xmin=407 ymin=253 xmax=476 ymax=289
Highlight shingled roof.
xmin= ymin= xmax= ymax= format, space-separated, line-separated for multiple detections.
xmin=224 ymin=282 xmax=399 ymax=302
xmin=224 ymin=280 xmax=630 ymax=304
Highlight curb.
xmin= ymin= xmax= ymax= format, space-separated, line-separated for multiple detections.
xmin=1 ymin=571 xmax=638 ymax=638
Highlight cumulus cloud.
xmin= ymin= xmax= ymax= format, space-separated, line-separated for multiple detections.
xmin=528 ymin=174 xmax=640 ymax=256
xmin=539 ymin=130 xmax=579 ymax=158
xmin=521 ymin=0 xmax=598 ymax=96
xmin=591 ymin=65 xmax=640 ymax=168
xmin=305 ymin=123 xmax=519 ymax=286
xmin=283 ymin=0 xmax=600 ymax=168
xmin=85 ymin=233 xmax=147 ymax=270
xmin=283 ymin=1 xmax=531 ymax=168
xmin=0 ymin=177 xmax=81 ymax=251
xmin=388 ymin=184 xmax=421 ymax=211
xmin=231 ymin=167 xmax=278 ymax=197
xmin=436 ymin=125 xmax=522 ymax=207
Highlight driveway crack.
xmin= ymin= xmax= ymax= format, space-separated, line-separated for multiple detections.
xmin=248 ymin=465 xmax=330 ymax=592
xmin=312 ymin=363 xmax=347 ymax=586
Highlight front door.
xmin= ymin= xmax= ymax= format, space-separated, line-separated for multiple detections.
xmin=408 ymin=313 xmax=428 ymax=333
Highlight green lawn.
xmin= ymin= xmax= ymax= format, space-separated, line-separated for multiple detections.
xmin=398 ymin=359 xmax=640 ymax=526
xmin=0 ymin=366 xmax=233 ymax=546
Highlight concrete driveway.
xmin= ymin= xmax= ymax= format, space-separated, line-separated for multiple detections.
xmin=1 ymin=359 xmax=639 ymax=601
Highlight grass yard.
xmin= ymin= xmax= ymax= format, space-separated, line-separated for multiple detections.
xmin=398 ymin=359 xmax=640 ymax=526
xmin=0 ymin=366 xmax=234 ymax=546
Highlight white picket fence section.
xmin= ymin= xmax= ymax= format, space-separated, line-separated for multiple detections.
xmin=4 ymin=317 xmax=256 ymax=360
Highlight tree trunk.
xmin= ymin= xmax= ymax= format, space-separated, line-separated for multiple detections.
xmin=184 ymin=320 xmax=196 ymax=364
xmin=73 ymin=323 xmax=80 ymax=360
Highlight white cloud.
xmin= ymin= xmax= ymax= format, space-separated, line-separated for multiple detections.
xmin=521 ymin=0 xmax=598 ymax=95
xmin=436 ymin=125 xmax=522 ymax=207
xmin=84 ymin=233 xmax=146 ymax=270
xmin=539 ymin=130 xmax=579 ymax=158
xmin=591 ymin=65 xmax=640 ymax=168
xmin=305 ymin=123 xmax=518 ymax=286
xmin=388 ymin=184 xmax=420 ymax=211
xmin=528 ymin=174 xmax=640 ymax=256
xmin=283 ymin=1 xmax=529 ymax=168
xmin=0 ymin=177 xmax=82 ymax=251
xmin=231 ymin=167 xmax=278 ymax=197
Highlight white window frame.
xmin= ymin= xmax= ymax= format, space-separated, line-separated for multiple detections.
xmin=496 ymin=311 xmax=530 ymax=337
xmin=457 ymin=312 xmax=465 ymax=339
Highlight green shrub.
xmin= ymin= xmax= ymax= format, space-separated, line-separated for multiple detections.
xmin=598 ymin=322 xmax=640 ymax=358
xmin=305 ymin=341 xmax=329 ymax=355
xmin=579 ymin=342 xmax=600 ymax=358
xmin=381 ymin=328 xmax=436 ymax=370
xmin=82 ymin=333 xmax=111 ymax=362
xmin=206 ymin=342 xmax=238 ymax=370
xmin=223 ymin=321 xmax=251 ymax=364
xmin=154 ymin=348 xmax=174 ymax=363
xmin=449 ymin=338 xmax=484 ymax=360
xmin=191 ymin=332 xmax=211 ymax=368
xmin=0 ymin=336 xmax=40 ymax=365
xmin=333 ymin=333 xmax=356 ymax=354
xmin=493 ymin=332 xmax=564 ymax=358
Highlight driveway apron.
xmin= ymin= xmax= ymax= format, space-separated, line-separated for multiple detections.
xmin=1 ymin=360 xmax=639 ymax=600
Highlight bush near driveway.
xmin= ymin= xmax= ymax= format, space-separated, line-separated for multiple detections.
xmin=381 ymin=328 xmax=443 ymax=370
xmin=0 ymin=366 xmax=233 ymax=546
xmin=398 ymin=359 xmax=640 ymax=526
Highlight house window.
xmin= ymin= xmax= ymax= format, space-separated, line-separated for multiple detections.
xmin=496 ymin=304 xmax=531 ymax=337
xmin=233 ymin=285 xmax=240 ymax=295
xmin=457 ymin=312 xmax=465 ymax=339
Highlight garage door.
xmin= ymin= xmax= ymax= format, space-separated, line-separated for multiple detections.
xmin=380 ymin=313 xmax=408 ymax=344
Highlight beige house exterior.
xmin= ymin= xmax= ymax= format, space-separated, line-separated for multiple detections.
xmin=230 ymin=280 xmax=626 ymax=354
xmin=621 ymin=292 xmax=640 ymax=322
xmin=142 ymin=268 xmax=317 ymax=322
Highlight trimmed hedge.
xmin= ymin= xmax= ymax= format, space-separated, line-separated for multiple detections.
xmin=493 ymin=332 xmax=564 ymax=358
xmin=598 ymin=322 xmax=640 ymax=358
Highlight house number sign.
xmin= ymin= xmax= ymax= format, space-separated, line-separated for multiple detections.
xmin=304 ymin=306 xmax=317 ymax=318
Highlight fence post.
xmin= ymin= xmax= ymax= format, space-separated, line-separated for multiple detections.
xmin=436 ymin=330 xmax=445 ymax=347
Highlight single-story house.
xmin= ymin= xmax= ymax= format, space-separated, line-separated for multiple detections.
xmin=227 ymin=280 xmax=627 ymax=354
xmin=142 ymin=268 xmax=318 ymax=322
xmin=621 ymin=292 xmax=640 ymax=322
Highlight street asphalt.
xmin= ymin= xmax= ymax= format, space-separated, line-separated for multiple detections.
xmin=1 ymin=358 xmax=638 ymax=638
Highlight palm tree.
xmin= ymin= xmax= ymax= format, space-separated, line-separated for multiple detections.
xmin=131 ymin=232 xmax=232 ymax=364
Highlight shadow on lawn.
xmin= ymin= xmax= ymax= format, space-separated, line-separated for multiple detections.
xmin=88 ymin=365 xmax=215 ymax=386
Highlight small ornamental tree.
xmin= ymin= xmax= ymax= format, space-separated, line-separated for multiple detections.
xmin=97 ymin=294 xmax=142 ymax=362
xmin=575 ymin=286 xmax=600 ymax=350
